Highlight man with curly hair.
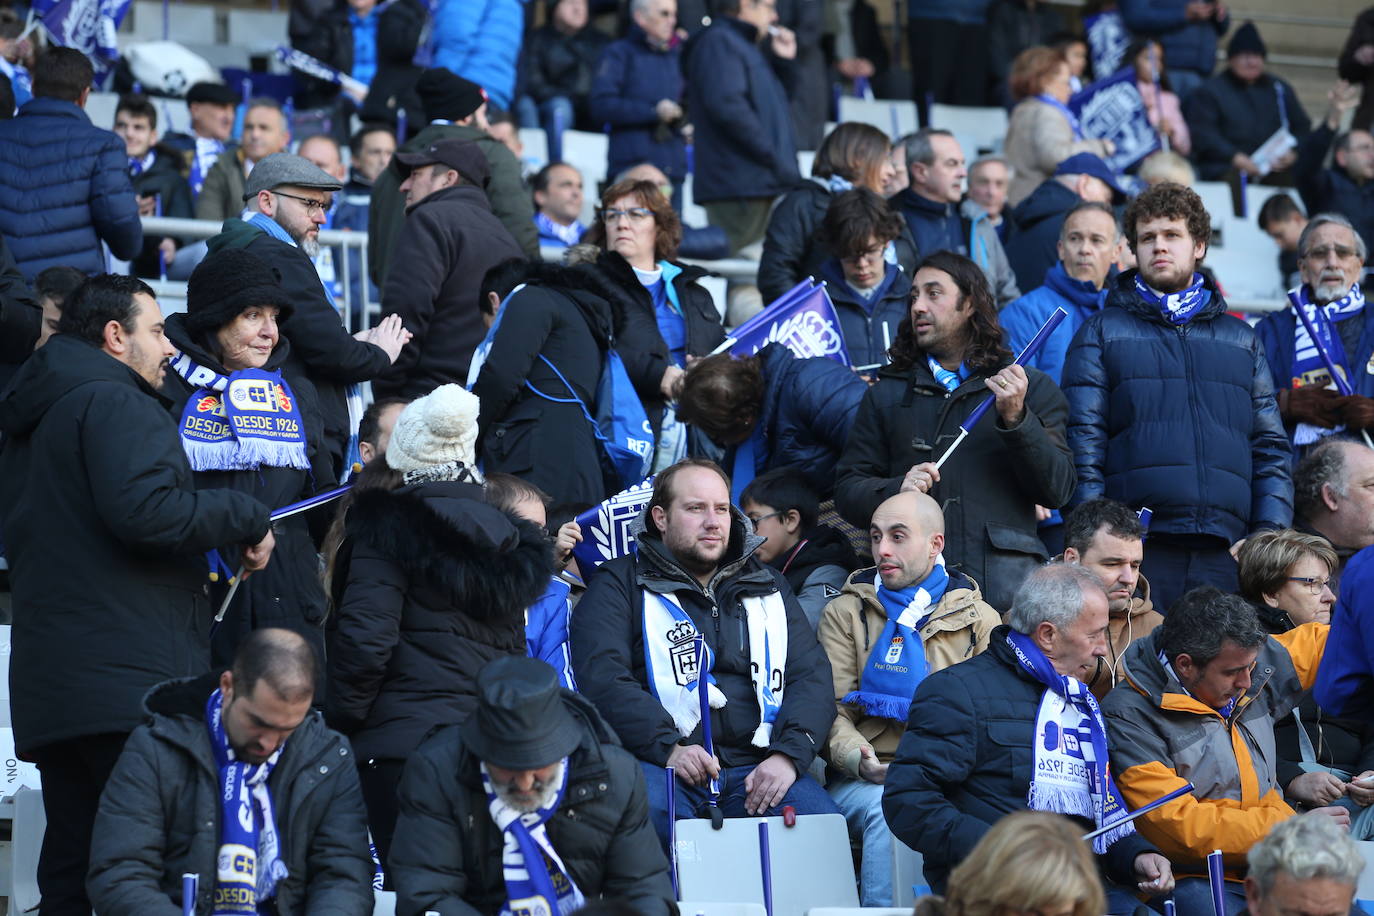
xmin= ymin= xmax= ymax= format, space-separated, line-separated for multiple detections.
xmin=1061 ymin=182 xmax=1292 ymax=614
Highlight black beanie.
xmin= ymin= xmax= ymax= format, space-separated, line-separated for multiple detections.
xmin=185 ymin=249 xmax=296 ymax=340
xmin=415 ymin=68 xmax=487 ymax=123
xmin=1227 ymin=22 xmax=1266 ymax=58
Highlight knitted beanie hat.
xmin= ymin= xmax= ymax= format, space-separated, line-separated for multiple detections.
xmin=386 ymin=384 xmax=482 ymax=477
xmin=185 ymin=248 xmax=295 ymax=340
xmin=1227 ymin=22 xmax=1266 ymax=58
xmin=416 ymin=68 xmax=487 ymax=123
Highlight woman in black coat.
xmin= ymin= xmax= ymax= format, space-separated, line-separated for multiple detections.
xmin=324 ymin=383 xmax=551 ymax=871
xmin=160 ymin=249 xmax=335 ymax=668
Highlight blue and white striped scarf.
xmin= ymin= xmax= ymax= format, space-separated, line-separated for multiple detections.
xmin=843 ymin=561 xmax=948 ymax=722
xmin=482 ymin=760 xmax=584 ymax=916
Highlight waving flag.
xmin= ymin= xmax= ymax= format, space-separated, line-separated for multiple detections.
xmin=32 ymin=0 xmax=132 ymax=82
xmin=571 ymin=476 xmax=656 ymax=574
xmin=720 ymin=278 xmax=851 ymax=366
xmin=1070 ymin=67 xmax=1161 ymax=172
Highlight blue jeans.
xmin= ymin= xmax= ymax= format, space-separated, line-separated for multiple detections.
xmin=515 ymin=94 xmax=575 ymax=163
xmin=1167 ymin=69 xmax=1205 ymax=105
xmin=1138 ymin=536 xmax=1238 ymax=616
xmin=1164 ymin=878 xmax=1247 ymax=916
xmin=639 ymin=760 xmax=840 ymax=849
xmin=827 ymin=775 xmax=893 ymax=906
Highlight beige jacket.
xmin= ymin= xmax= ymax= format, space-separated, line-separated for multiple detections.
xmin=1004 ymin=97 xmax=1113 ymax=206
xmin=818 ymin=570 xmax=1001 ymax=778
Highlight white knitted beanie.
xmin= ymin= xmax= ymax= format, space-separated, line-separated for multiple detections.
xmin=385 ymin=384 xmax=481 ymax=474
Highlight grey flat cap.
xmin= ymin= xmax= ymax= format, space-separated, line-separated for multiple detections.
xmin=242 ymin=153 xmax=344 ymax=201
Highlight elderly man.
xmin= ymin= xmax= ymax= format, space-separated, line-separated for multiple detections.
xmin=1293 ymin=438 xmax=1374 ymax=589
xmin=1255 ymin=214 xmax=1374 ymax=450
xmin=88 ymin=629 xmax=373 ymax=916
xmin=1296 ymin=81 xmax=1374 ymax=257
xmin=1006 ymin=153 xmax=1125 ymax=295
xmin=883 ymin=563 xmax=1172 ymax=911
xmin=962 ymin=156 xmax=1013 ymax=242
xmin=818 ymin=490 xmax=999 ymax=906
xmin=195 ymin=98 xmax=292 ymax=222
xmin=1245 ymin=815 xmax=1363 ymax=916
xmin=1105 ymin=587 xmax=1335 ymax=915
xmin=390 ymin=656 xmax=676 ymax=915
xmin=162 ymin=81 xmax=238 ymax=199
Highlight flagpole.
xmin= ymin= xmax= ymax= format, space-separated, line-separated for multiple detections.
xmin=1292 ymin=296 xmax=1374 ymax=450
xmin=711 ymin=277 xmax=818 ymax=356
xmin=1080 ymin=782 xmax=1194 ymax=841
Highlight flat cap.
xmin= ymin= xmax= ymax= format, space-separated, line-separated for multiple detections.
xmin=242 ymin=152 xmax=344 ymax=201
xmin=185 ymin=82 xmax=239 ymax=106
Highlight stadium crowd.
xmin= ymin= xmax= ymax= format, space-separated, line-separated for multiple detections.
xmin=4 ymin=0 xmax=1374 ymax=915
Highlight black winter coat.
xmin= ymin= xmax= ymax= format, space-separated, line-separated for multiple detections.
xmin=757 ymin=182 xmax=918 ymax=304
xmin=160 ymin=314 xmax=335 ymax=668
xmin=834 ymin=353 xmax=1074 ymax=612
xmin=374 ymin=184 xmax=524 ymax=399
xmin=570 ymin=512 xmax=836 ymax=770
xmin=590 ymin=27 xmax=688 ymax=181
xmin=822 ymin=260 xmax=912 ymax=369
xmin=0 ymin=335 xmax=270 ymax=755
xmin=520 ymin=23 xmax=611 ymax=123
xmin=130 ymin=146 xmax=194 ymax=279
xmin=475 ymin=263 xmax=621 ymax=507
xmin=207 ymin=218 xmax=392 ymax=474
xmin=87 ymin=674 xmax=373 ymax=916
xmin=288 ymin=0 xmax=428 ymax=121
xmin=1006 ymin=178 xmax=1077 ymax=294
xmin=0 ymin=234 xmax=38 ymax=372
xmin=389 ymin=693 xmax=677 ymax=916
xmin=325 ymin=480 xmax=551 ymax=761
xmin=883 ymin=625 xmax=1157 ymax=891
xmin=1295 ymin=123 xmax=1374 ymax=258
xmin=1184 ymin=71 xmax=1311 ymax=181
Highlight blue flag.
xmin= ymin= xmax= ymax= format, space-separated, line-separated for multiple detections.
xmin=32 ymin=0 xmax=132 ymax=82
xmin=1069 ymin=67 xmax=1161 ymax=172
xmin=571 ymin=476 xmax=656 ymax=574
xmin=728 ymin=279 xmax=852 ymax=366
xmin=1084 ymin=11 xmax=1129 ymax=81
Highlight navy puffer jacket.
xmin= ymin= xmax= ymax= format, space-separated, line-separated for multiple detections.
xmin=0 ymin=97 xmax=142 ymax=281
xmin=1061 ymin=270 xmax=1292 ymax=544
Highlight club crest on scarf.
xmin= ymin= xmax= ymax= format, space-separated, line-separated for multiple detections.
xmin=482 ymin=760 xmax=585 ymax=916
xmin=173 ymin=353 xmax=310 ymax=472
xmin=1134 ymin=272 xmax=1210 ymax=326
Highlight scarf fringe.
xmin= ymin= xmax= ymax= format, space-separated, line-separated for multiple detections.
xmin=842 ymin=690 xmax=912 ymax=723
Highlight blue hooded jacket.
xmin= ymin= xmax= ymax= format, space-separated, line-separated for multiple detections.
xmin=1000 ymin=261 xmax=1106 ymax=385
xmin=431 ymin=0 xmax=523 ymax=109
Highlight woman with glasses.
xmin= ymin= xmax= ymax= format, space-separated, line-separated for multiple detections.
xmin=581 ymin=178 xmax=725 ymax=469
xmin=1237 ymin=529 xmax=1374 ymax=833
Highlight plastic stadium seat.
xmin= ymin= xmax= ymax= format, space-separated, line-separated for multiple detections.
xmin=927 ymin=104 xmax=1009 ymax=155
xmin=891 ymin=838 xmax=931 ymax=908
xmin=678 ymin=904 xmax=768 ymax=916
xmin=837 ymin=98 xmax=919 ymax=141
xmin=128 ymin=0 xmax=216 ymax=44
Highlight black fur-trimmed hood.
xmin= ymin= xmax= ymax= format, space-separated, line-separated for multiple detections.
xmin=346 ymin=481 xmax=553 ymax=623
xmin=520 ymin=260 xmax=627 ymax=339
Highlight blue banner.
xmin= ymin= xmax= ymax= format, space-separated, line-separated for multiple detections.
xmin=1084 ymin=11 xmax=1130 ymax=82
xmin=728 ymin=279 xmax=851 ymax=366
xmin=33 ymin=0 xmax=131 ymax=80
xmin=1069 ymin=67 xmax=1161 ymax=172
xmin=570 ymin=476 xmax=656 ymax=574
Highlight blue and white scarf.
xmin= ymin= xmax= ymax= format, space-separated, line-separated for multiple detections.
xmin=482 ymin=760 xmax=584 ymax=916
xmin=1134 ymin=272 xmax=1210 ymax=326
xmin=534 ymin=212 xmax=586 ymax=247
xmin=1037 ymin=94 xmax=1082 ymax=140
xmin=171 ymin=352 xmax=310 ymax=472
xmin=1288 ymin=282 xmax=1365 ymax=445
xmin=1007 ymin=630 xmax=1134 ymax=854
xmin=128 ymin=150 xmax=155 ymax=176
xmin=642 ymin=590 xmax=787 ymax=747
xmin=247 ymin=212 xmax=366 ymax=472
xmin=207 ymin=687 xmax=288 ymax=915
xmin=927 ymin=356 xmax=967 ymax=392
xmin=190 ymin=137 xmax=225 ymax=198
xmin=843 ymin=560 xmax=949 ymax=721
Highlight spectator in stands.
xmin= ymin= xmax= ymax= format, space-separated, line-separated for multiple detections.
xmin=819 ymin=490 xmax=998 ymax=905
xmin=1293 ymin=438 xmax=1374 ymax=589
xmin=326 ymin=384 xmax=550 ymax=866
xmin=196 ymin=98 xmax=291 ymax=223
xmin=774 ymin=0 xmax=829 ymax=153
xmin=1129 ymin=39 xmax=1192 ymax=156
xmin=1255 ymin=215 xmax=1374 ymax=450
xmin=1002 ymin=200 xmax=1117 ymax=383
xmin=683 ymin=0 xmax=800 ymax=254
xmin=432 ymin=0 xmax=523 ymax=110
xmin=759 ymin=121 xmax=913 ymax=303
xmin=334 ymin=123 xmax=396 ymax=324
xmin=615 ymin=161 xmax=732 ymax=261
xmin=164 ymin=81 xmax=238 ymax=200
xmin=581 ymin=178 xmax=725 ymax=462
xmin=1006 ymin=152 xmax=1123 ymax=295
xmin=473 ymin=259 xmax=621 ymax=506
xmin=517 ymin=0 xmax=609 ymax=163
xmin=591 ymin=0 xmax=687 ymax=205
xmin=375 ymin=138 xmax=523 ymax=399
xmin=390 ymin=656 xmax=676 ymax=915
xmin=987 ymin=0 xmax=1065 ymax=105
xmin=824 ymin=0 xmax=890 ymax=99
xmin=1104 ymin=587 xmax=1335 ymax=914
xmin=1061 ymin=182 xmax=1291 ymax=613
xmin=1004 ymin=46 xmax=1115 ymax=207
xmin=160 ymin=249 xmax=334 ymax=667
xmin=884 ymin=564 xmax=1172 ymax=907
xmin=115 ymin=94 xmax=193 ymax=280
xmin=1341 ymin=9 xmax=1374 ymax=132
xmin=962 ymin=155 xmax=1013 ymax=243
xmin=1118 ymin=0 xmax=1229 ymax=102
xmin=0 ymin=10 xmax=32 ymax=111
xmin=358 ymin=396 xmax=408 ymax=465
xmin=31 ymin=264 xmax=85 ymax=349
xmin=570 ymin=459 xmax=840 ymax=842
xmin=892 ymin=129 xmax=1021 ymax=306
xmin=675 ymin=345 xmax=869 ymax=499
xmin=1185 ymin=23 xmax=1311 ymax=183
xmin=1061 ymin=498 xmax=1161 ymax=700
xmin=835 ymin=251 xmax=1073 ymax=611
xmin=0 ymin=274 xmax=274 ymax=916
xmin=533 ymin=161 xmax=587 ymax=249
xmin=906 ymin=0 xmax=991 ymax=118
xmin=741 ymin=469 xmax=857 ymax=628
xmin=1258 ymin=192 xmax=1306 ymax=290
xmin=299 ymin=134 xmax=348 ymax=187
xmin=207 ymin=153 xmax=409 ymax=474
xmin=0 ymin=48 xmax=142 ymax=282
xmin=90 ymin=630 xmax=373 ymax=916
xmin=1138 ymin=149 xmax=1198 ymax=186
xmin=1295 ymin=81 xmax=1374 ymax=259
xmin=0 ymin=235 xmax=37 ymax=374
xmin=1246 ymin=815 xmax=1364 ymax=916
xmin=817 ymin=188 xmax=913 ymax=369
xmin=371 ymin=68 xmax=538 ymax=287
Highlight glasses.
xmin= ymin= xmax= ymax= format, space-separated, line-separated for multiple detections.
xmin=603 ymin=207 xmax=654 ymax=224
xmin=272 ymin=190 xmax=331 ymax=216
xmin=1287 ymin=575 xmax=1333 ymax=596
xmin=747 ymin=510 xmax=784 ymax=526
xmin=841 ymin=244 xmax=887 ymax=266
xmin=1302 ymin=244 xmax=1359 ymax=261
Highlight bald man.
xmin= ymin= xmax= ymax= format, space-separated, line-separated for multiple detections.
xmin=816 ymin=491 xmax=1001 ymax=906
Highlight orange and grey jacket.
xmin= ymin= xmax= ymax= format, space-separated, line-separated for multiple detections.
xmin=1101 ymin=623 xmax=1328 ymax=879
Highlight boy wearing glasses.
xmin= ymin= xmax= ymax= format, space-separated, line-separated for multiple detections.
xmin=818 ymin=189 xmax=912 ymax=371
